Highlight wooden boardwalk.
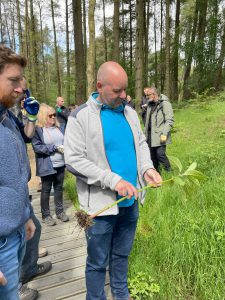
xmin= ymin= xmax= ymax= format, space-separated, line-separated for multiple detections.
xmin=28 ymin=189 xmax=111 ymax=300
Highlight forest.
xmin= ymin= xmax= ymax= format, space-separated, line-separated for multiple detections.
xmin=0 ymin=0 xmax=225 ymax=106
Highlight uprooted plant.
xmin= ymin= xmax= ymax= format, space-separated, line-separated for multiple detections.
xmin=75 ymin=157 xmax=207 ymax=231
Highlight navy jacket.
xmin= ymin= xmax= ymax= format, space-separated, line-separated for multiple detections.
xmin=32 ymin=127 xmax=64 ymax=177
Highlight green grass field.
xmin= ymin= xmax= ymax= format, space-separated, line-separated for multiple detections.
xmin=129 ymin=96 xmax=225 ymax=299
xmin=65 ymin=94 xmax=225 ymax=299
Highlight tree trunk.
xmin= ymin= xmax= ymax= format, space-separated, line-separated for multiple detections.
xmin=30 ymin=0 xmax=40 ymax=98
xmin=135 ymin=0 xmax=144 ymax=108
xmin=66 ymin=0 xmax=70 ymax=103
xmin=164 ymin=0 xmax=170 ymax=98
xmin=51 ymin=0 xmax=61 ymax=97
xmin=72 ymin=0 xmax=86 ymax=104
xmin=112 ymin=0 xmax=120 ymax=61
xmin=129 ymin=1 xmax=133 ymax=76
xmin=0 ymin=0 xmax=3 ymax=43
xmin=87 ymin=0 xmax=96 ymax=96
xmin=154 ymin=0 xmax=158 ymax=88
xmin=214 ymin=21 xmax=225 ymax=90
xmin=182 ymin=1 xmax=199 ymax=99
xmin=103 ymin=0 xmax=108 ymax=61
xmin=16 ymin=0 xmax=23 ymax=54
xmin=38 ymin=2 xmax=47 ymax=103
xmin=144 ymin=0 xmax=150 ymax=87
xmin=171 ymin=0 xmax=180 ymax=101
xmin=82 ymin=0 xmax=87 ymax=74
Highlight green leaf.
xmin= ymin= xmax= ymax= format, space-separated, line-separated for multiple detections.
xmin=186 ymin=162 xmax=197 ymax=171
xmin=168 ymin=156 xmax=183 ymax=173
xmin=183 ymin=169 xmax=207 ymax=180
xmin=173 ymin=176 xmax=185 ymax=186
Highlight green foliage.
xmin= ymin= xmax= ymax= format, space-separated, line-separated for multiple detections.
xmin=128 ymin=272 xmax=160 ymax=299
xmin=129 ymin=94 xmax=225 ymax=300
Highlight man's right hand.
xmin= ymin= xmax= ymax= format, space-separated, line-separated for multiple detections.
xmin=115 ymin=179 xmax=138 ymax=199
xmin=0 ymin=271 xmax=7 ymax=286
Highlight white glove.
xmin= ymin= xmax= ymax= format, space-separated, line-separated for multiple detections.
xmin=56 ymin=145 xmax=64 ymax=154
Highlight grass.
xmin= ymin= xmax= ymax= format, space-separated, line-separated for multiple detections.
xmin=64 ymin=94 xmax=225 ymax=299
xmin=129 ymin=95 xmax=225 ymax=299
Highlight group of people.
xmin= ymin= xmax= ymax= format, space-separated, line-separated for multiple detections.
xmin=0 ymin=44 xmax=174 ymax=300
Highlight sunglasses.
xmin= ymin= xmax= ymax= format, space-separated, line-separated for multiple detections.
xmin=48 ymin=113 xmax=56 ymax=118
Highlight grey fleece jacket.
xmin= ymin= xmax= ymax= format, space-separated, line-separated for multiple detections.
xmin=64 ymin=94 xmax=154 ymax=216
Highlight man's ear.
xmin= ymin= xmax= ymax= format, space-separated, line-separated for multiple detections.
xmin=96 ymin=81 xmax=102 ymax=92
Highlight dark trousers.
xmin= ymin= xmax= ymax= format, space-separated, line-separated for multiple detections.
xmin=85 ymin=201 xmax=139 ymax=300
xmin=20 ymin=213 xmax=41 ymax=282
xmin=150 ymin=145 xmax=171 ymax=172
xmin=41 ymin=166 xmax=65 ymax=218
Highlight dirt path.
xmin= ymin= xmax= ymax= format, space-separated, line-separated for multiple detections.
xmin=28 ymin=145 xmax=40 ymax=190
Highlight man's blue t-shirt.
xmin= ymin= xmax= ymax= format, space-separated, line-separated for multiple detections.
xmin=92 ymin=93 xmax=137 ymax=207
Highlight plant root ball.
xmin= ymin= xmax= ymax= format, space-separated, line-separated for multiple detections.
xmin=75 ymin=210 xmax=94 ymax=230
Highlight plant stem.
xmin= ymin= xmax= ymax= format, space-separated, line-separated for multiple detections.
xmin=90 ymin=178 xmax=174 ymax=219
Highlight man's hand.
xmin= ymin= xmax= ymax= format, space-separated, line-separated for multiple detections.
xmin=160 ymin=134 xmax=167 ymax=143
xmin=115 ymin=179 xmax=138 ymax=199
xmin=25 ymin=218 xmax=36 ymax=240
xmin=144 ymin=168 xmax=162 ymax=187
xmin=0 ymin=271 xmax=7 ymax=286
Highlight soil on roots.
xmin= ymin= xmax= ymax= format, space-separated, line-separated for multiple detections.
xmin=75 ymin=210 xmax=94 ymax=231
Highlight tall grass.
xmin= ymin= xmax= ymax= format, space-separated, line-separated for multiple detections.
xmin=129 ymin=96 xmax=225 ymax=299
xmin=64 ymin=95 xmax=225 ymax=299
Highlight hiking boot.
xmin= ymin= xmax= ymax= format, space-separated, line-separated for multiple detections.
xmin=38 ymin=246 xmax=48 ymax=258
xmin=22 ymin=261 xmax=52 ymax=284
xmin=18 ymin=284 xmax=38 ymax=300
xmin=57 ymin=212 xmax=69 ymax=222
xmin=42 ymin=215 xmax=56 ymax=226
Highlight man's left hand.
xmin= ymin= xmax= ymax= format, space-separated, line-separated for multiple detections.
xmin=144 ymin=168 xmax=162 ymax=187
xmin=25 ymin=218 xmax=36 ymax=240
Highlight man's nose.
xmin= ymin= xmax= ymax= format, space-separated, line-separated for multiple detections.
xmin=120 ymin=90 xmax=126 ymax=99
xmin=14 ymin=86 xmax=23 ymax=93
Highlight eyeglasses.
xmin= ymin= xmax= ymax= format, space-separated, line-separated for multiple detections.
xmin=48 ymin=113 xmax=56 ymax=118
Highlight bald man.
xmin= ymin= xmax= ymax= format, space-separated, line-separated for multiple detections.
xmin=64 ymin=62 xmax=161 ymax=300
xmin=55 ymin=96 xmax=70 ymax=133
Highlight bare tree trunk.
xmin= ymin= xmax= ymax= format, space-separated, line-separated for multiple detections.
xmin=82 ymin=0 xmax=87 ymax=72
xmin=103 ymin=0 xmax=107 ymax=61
xmin=87 ymin=0 xmax=96 ymax=96
xmin=38 ymin=1 xmax=47 ymax=102
xmin=30 ymin=0 xmax=40 ymax=98
xmin=160 ymin=0 xmax=164 ymax=91
xmin=66 ymin=0 xmax=70 ymax=103
xmin=112 ymin=0 xmax=120 ymax=61
xmin=144 ymin=0 xmax=150 ymax=87
xmin=135 ymin=0 xmax=144 ymax=108
xmin=171 ymin=0 xmax=180 ymax=101
xmin=129 ymin=1 xmax=133 ymax=76
xmin=164 ymin=0 xmax=170 ymax=98
xmin=182 ymin=1 xmax=198 ymax=99
xmin=121 ymin=0 xmax=125 ymax=65
xmin=154 ymin=0 xmax=158 ymax=87
xmin=0 ymin=0 xmax=3 ymax=43
xmin=11 ymin=3 xmax=16 ymax=50
xmin=51 ymin=0 xmax=61 ymax=96
xmin=214 ymin=21 xmax=225 ymax=90
xmin=72 ymin=0 xmax=86 ymax=103
xmin=16 ymin=0 xmax=23 ymax=54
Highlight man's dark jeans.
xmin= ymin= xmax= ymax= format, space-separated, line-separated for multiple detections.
xmin=150 ymin=145 xmax=171 ymax=172
xmin=41 ymin=166 xmax=65 ymax=218
xmin=85 ymin=200 xmax=139 ymax=300
xmin=20 ymin=213 xmax=41 ymax=282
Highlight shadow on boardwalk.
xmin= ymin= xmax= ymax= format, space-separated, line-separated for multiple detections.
xmin=27 ymin=190 xmax=111 ymax=300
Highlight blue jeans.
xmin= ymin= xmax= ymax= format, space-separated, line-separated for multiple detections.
xmin=20 ymin=213 xmax=41 ymax=283
xmin=0 ymin=227 xmax=26 ymax=300
xmin=85 ymin=200 xmax=139 ymax=300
